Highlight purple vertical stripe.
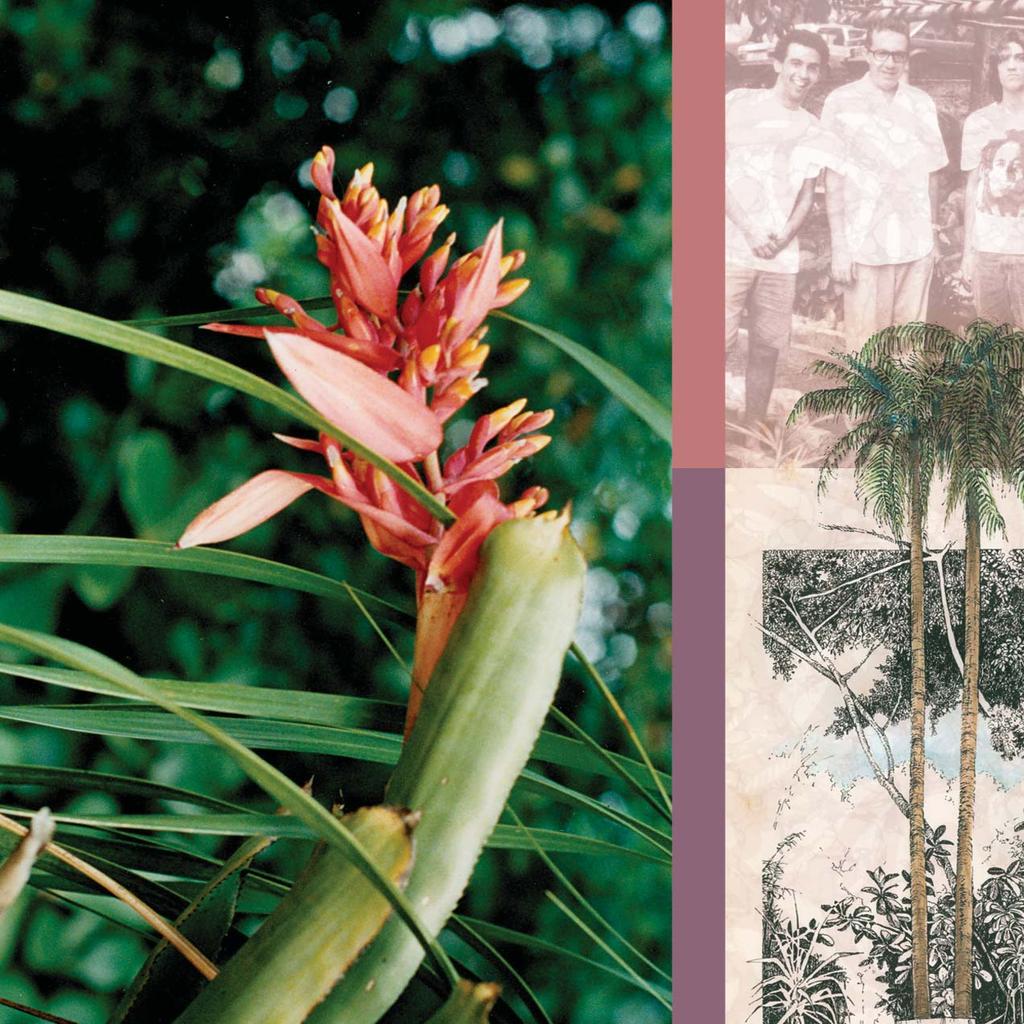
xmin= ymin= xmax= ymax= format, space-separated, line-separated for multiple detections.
xmin=675 ymin=467 xmax=724 ymax=1020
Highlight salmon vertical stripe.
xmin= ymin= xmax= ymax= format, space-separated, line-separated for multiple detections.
xmin=674 ymin=0 xmax=724 ymax=468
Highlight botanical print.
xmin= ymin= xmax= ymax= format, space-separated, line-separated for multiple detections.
xmin=727 ymin=469 xmax=1024 ymax=1022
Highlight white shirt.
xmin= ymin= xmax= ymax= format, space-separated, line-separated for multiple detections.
xmin=821 ymin=73 xmax=948 ymax=266
xmin=725 ymin=88 xmax=842 ymax=273
xmin=962 ymin=102 xmax=1024 ymax=255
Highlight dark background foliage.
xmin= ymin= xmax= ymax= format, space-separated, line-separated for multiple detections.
xmin=0 ymin=2 xmax=671 ymax=1022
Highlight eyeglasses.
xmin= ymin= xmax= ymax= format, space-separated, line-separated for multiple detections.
xmin=869 ymin=49 xmax=908 ymax=65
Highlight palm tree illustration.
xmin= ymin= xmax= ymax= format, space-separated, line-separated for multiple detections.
xmin=867 ymin=320 xmax=1024 ymax=1019
xmin=791 ymin=347 xmax=944 ymax=1018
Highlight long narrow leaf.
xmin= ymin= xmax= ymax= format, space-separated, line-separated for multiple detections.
xmin=0 ymin=624 xmax=457 ymax=986
xmin=0 ymin=662 xmax=670 ymax=797
xmin=0 ymin=809 xmax=662 ymax=864
xmin=506 ymin=807 xmax=670 ymax=984
xmin=0 ymin=763 xmax=246 ymax=813
xmin=546 ymin=892 xmax=671 ymax=1010
xmin=456 ymin=916 xmax=672 ymax=1002
xmin=547 ymin=705 xmax=670 ymax=823
xmin=0 ymin=290 xmax=450 ymax=522
xmin=570 ymin=642 xmax=672 ymax=814
xmin=493 ymin=311 xmax=671 ymax=442
xmin=447 ymin=918 xmax=553 ymax=1024
xmin=0 ymin=535 xmax=412 ymax=617
xmin=0 ymin=700 xmax=669 ymax=853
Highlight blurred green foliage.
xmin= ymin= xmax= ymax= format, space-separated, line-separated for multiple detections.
xmin=0 ymin=2 xmax=670 ymax=1021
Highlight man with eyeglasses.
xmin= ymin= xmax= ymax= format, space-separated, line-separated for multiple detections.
xmin=821 ymin=16 xmax=948 ymax=349
xmin=961 ymin=31 xmax=1024 ymax=326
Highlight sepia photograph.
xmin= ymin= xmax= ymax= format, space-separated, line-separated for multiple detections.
xmin=724 ymin=0 xmax=1024 ymax=469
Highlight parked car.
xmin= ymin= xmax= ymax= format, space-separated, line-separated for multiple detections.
xmin=908 ymin=24 xmax=974 ymax=72
xmin=796 ymin=22 xmax=867 ymax=67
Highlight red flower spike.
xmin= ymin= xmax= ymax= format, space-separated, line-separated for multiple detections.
xmin=181 ymin=153 xmax=553 ymax=738
xmin=500 ymin=408 xmax=555 ymax=441
xmin=337 ymin=295 xmax=377 ymax=343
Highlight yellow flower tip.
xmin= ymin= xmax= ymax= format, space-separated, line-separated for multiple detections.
xmin=457 ymin=344 xmax=489 ymax=370
xmin=500 ymin=397 xmax=529 ymax=420
xmin=496 ymin=278 xmax=530 ymax=305
xmin=419 ymin=344 xmax=441 ymax=374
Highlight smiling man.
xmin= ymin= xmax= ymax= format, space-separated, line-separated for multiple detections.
xmin=961 ymin=31 xmax=1024 ymax=326
xmin=821 ymin=16 xmax=948 ymax=348
xmin=725 ymin=29 xmax=840 ymax=427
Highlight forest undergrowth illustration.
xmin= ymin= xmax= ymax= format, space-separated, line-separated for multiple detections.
xmin=754 ymin=321 xmax=1024 ymax=1023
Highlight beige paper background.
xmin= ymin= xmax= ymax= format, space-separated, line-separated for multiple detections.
xmin=726 ymin=467 xmax=1024 ymax=1023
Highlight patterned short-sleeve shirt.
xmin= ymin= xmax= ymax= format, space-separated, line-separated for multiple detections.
xmin=725 ymin=88 xmax=843 ymax=274
xmin=962 ymin=102 xmax=1024 ymax=255
xmin=821 ymin=73 xmax=948 ymax=266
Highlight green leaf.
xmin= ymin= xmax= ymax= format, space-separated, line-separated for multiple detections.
xmin=546 ymin=705 xmax=670 ymax=823
xmin=0 ymin=659 xmax=670 ymax=797
xmin=571 ymin=642 xmax=672 ymax=815
xmin=455 ymin=916 xmax=672 ymax=1002
xmin=0 ymin=535 xmax=411 ymax=618
xmin=0 ymin=808 xmax=661 ymax=865
xmin=546 ymin=891 xmax=671 ymax=1011
xmin=0 ymin=667 xmax=668 ymax=854
xmin=116 ymin=430 xmax=183 ymax=540
xmin=494 ymin=311 xmax=671 ymax=443
xmin=505 ymin=807 xmax=670 ymax=985
xmin=112 ymin=833 xmax=271 ymax=1024
xmin=0 ymin=290 xmax=451 ymax=522
xmin=0 ymin=705 xmax=402 ymax=764
xmin=0 ymin=706 xmax=667 ymax=855
xmin=0 ymin=763 xmax=245 ymax=813
xmin=447 ymin=918 xmax=553 ymax=1024
xmin=70 ymin=564 xmax=138 ymax=611
xmin=0 ymin=623 xmax=456 ymax=987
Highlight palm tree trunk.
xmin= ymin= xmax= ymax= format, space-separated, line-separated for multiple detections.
xmin=908 ymin=450 xmax=930 ymax=1018
xmin=953 ymin=500 xmax=981 ymax=1017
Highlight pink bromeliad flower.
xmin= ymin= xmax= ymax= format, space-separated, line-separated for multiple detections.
xmin=177 ymin=148 xmax=555 ymax=733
